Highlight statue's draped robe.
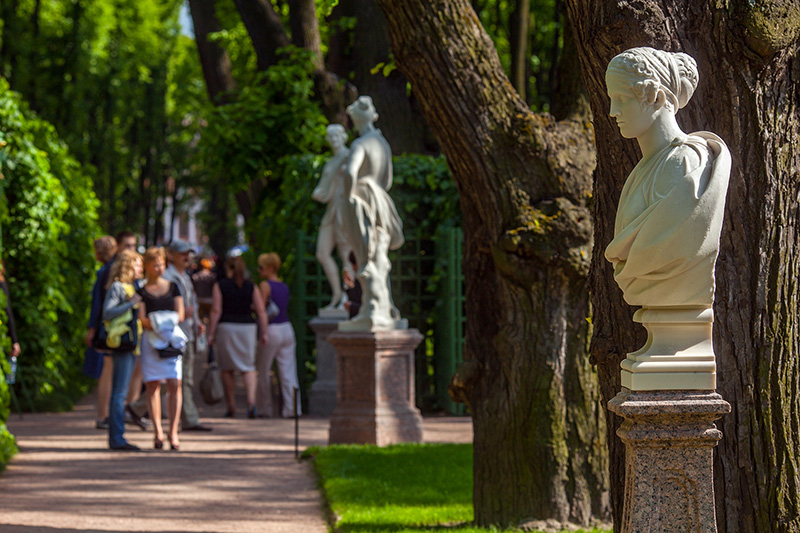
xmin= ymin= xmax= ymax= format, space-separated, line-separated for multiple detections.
xmin=605 ymin=132 xmax=731 ymax=307
xmin=341 ymin=132 xmax=404 ymax=267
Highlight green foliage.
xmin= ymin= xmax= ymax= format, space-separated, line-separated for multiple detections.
xmin=306 ymin=443 xmax=608 ymax=532
xmin=0 ymin=0 xmax=197 ymax=243
xmin=391 ymin=154 xmax=459 ymax=236
xmin=0 ymin=77 xmax=99 ymax=412
xmin=247 ymin=154 xmax=325 ymax=281
xmin=473 ymin=0 xmax=564 ymax=112
xmin=200 ymin=48 xmax=327 ymax=193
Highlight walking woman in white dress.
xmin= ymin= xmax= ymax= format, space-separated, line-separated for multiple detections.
xmin=137 ymin=247 xmax=184 ymax=450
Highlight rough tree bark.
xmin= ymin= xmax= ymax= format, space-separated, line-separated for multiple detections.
xmin=564 ymin=1 xmax=800 ymax=531
xmin=376 ymin=0 xmax=608 ymax=527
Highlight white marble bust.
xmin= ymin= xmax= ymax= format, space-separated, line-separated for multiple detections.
xmin=604 ymin=47 xmax=731 ymax=307
xmin=604 ymin=47 xmax=732 ymax=391
xmin=312 ymin=124 xmax=352 ymax=312
xmin=337 ymin=96 xmax=405 ymax=331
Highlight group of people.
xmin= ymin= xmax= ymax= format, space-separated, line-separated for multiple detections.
xmin=86 ymin=231 xmax=300 ymax=452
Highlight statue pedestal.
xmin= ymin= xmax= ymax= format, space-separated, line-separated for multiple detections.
xmin=609 ymin=389 xmax=730 ymax=533
xmin=308 ymin=316 xmax=347 ymax=416
xmin=328 ymin=329 xmax=424 ymax=445
xmin=621 ymin=306 xmax=717 ymax=391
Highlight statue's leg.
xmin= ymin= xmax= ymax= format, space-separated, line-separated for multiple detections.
xmin=316 ymin=224 xmax=342 ymax=308
xmin=335 ymin=242 xmax=354 ymax=309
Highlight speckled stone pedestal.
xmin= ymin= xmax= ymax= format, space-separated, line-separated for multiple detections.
xmin=609 ymin=389 xmax=731 ymax=533
xmin=308 ymin=317 xmax=346 ymax=416
xmin=328 ymin=329 xmax=424 ymax=445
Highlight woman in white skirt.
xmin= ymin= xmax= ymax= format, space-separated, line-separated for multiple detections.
xmin=137 ymin=247 xmax=184 ymax=450
xmin=256 ymin=253 xmax=301 ymax=418
xmin=207 ymin=255 xmax=268 ymax=418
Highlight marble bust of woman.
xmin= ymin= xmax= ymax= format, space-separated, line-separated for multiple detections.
xmin=604 ymin=47 xmax=731 ymax=308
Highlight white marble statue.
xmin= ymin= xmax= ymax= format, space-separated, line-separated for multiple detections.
xmin=604 ymin=47 xmax=731 ymax=390
xmin=313 ymin=124 xmax=353 ymax=313
xmin=337 ymin=96 xmax=405 ymax=331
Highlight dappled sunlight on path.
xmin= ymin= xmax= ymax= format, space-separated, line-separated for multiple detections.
xmin=0 ymin=396 xmax=330 ymax=533
xmin=0 ymin=381 xmax=471 ymax=532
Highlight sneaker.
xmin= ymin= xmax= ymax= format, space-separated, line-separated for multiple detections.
xmin=95 ymin=418 xmax=109 ymax=430
xmin=247 ymin=405 xmax=258 ymax=419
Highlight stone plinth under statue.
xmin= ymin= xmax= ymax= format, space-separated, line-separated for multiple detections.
xmin=609 ymin=389 xmax=730 ymax=532
xmin=621 ymin=306 xmax=717 ymax=391
xmin=308 ymin=316 xmax=347 ymax=416
xmin=328 ymin=329 xmax=424 ymax=445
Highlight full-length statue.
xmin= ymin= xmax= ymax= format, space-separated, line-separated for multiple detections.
xmin=338 ymin=96 xmax=405 ymax=331
xmin=604 ymin=47 xmax=731 ymax=390
xmin=312 ymin=124 xmax=352 ymax=312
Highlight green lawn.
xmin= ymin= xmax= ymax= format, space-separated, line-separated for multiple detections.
xmin=304 ymin=443 xmax=608 ymax=533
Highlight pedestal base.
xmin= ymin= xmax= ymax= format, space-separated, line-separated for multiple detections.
xmin=621 ymin=306 xmax=717 ymax=391
xmin=609 ymin=389 xmax=730 ymax=533
xmin=328 ymin=329 xmax=424 ymax=446
xmin=308 ymin=316 xmax=347 ymax=416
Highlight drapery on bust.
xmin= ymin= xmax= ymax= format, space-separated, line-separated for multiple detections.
xmin=604 ymin=47 xmax=731 ymax=307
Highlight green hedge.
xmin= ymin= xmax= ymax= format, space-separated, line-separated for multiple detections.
xmin=0 ymin=77 xmax=99 ymax=450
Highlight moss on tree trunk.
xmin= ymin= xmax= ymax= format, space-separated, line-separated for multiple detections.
xmin=376 ymin=0 xmax=608 ymax=527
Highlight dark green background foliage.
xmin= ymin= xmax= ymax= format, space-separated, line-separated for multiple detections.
xmin=0 ymin=78 xmax=99 ymax=417
xmin=0 ymin=282 xmax=17 ymax=470
xmin=200 ymin=48 xmax=327 ymax=193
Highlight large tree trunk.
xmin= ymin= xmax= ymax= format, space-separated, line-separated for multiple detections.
xmin=377 ymin=0 xmax=608 ymax=527
xmin=188 ymin=0 xmax=239 ymax=256
xmin=188 ymin=0 xmax=236 ymax=104
xmin=565 ymin=1 xmax=800 ymax=531
xmin=232 ymin=0 xmax=289 ymax=71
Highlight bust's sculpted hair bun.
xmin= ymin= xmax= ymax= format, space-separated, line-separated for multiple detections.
xmin=671 ymin=52 xmax=698 ymax=109
xmin=607 ymin=47 xmax=699 ymax=111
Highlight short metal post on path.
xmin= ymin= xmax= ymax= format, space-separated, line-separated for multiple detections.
xmin=294 ymin=387 xmax=299 ymax=458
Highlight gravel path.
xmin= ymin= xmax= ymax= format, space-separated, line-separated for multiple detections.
xmin=0 ymin=384 xmax=472 ymax=532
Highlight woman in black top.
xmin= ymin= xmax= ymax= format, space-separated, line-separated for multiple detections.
xmin=138 ymin=247 xmax=184 ymax=450
xmin=207 ymin=255 xmax=268 ymax=418
xmin=0 ymin=259 xmax=20 ymax=361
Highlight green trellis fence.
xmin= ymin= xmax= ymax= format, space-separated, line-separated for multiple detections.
xmin=288 ymin=227 xmax=466 ymax=415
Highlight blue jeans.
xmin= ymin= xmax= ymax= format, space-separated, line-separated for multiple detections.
xmin=108 ymin=352 xmax=135 ymax=448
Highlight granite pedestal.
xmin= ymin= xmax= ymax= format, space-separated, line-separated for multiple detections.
xmin=609 ymin=389 xmax=731 ymax=533
xmin=328 ymin=329 xmax=424 ymax=445
xmin=308 ymin=316 xmax=347 ymax=417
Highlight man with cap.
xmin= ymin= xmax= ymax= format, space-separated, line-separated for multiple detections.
xmin=164 ymin=239 xmax=211 ymax=432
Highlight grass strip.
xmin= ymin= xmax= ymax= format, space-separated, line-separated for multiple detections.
xmin=304 ymin=443 xmax=608 ymax=533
